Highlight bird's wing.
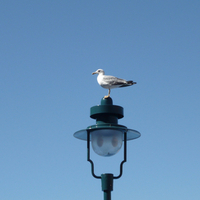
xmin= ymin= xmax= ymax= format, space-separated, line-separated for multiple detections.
xmin=102 ymin=75 xmax=126 ymax=85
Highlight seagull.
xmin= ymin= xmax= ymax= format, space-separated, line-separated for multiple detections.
xmin=92 ymin=69 xmax=136 ymax=98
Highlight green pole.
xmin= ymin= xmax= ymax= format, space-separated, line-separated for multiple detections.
xmin=101 ymin=173 xmax=113 ymax=200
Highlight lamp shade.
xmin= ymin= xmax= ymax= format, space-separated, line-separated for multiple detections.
xmin=73 ymin=127 xmax=140 ymax=141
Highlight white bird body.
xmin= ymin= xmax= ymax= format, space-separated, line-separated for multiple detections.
xmin=92 ymin=69 xmax=136 ymax=98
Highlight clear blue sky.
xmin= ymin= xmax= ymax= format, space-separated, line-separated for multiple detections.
xmin=0 ymin=1 xmax=200 ymax=200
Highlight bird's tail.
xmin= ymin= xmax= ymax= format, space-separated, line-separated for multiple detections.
xmin=127 ymin=81 xmax=137 ymax=85
xmin=120 ymin=80 xmax=137 ymax=87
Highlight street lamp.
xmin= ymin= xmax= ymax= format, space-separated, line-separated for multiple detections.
xmin=74 ymin=97 xmax=140 ymax=200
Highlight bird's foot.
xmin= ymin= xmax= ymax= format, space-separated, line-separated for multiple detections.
xmin=104 ymin=95 xmax=110 ymax=99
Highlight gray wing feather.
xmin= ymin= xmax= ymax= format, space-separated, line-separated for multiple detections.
xmin=103 ymin=76 xmax=126 ymax=85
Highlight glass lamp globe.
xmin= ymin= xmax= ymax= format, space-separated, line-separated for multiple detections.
xmin=91 ymin=129 xmax=123 ymax=157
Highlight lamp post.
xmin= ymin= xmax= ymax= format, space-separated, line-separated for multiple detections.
xmin=74 ymin=97 xmax=140 ymax=200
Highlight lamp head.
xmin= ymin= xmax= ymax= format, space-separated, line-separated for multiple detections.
xmin=73 ymin=97 xmax=141 ymax=157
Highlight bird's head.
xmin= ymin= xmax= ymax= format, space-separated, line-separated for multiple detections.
xmin=92 ymin=69 xmax=105 ymax=75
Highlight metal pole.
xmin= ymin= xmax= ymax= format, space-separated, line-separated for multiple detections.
xmin=101 ymin=173 xmax=113 ymax=200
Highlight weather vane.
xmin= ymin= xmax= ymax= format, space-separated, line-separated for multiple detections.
xmin=92 ymin=69 xmax=137 ymax=98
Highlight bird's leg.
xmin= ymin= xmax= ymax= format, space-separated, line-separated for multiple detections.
xmin=104 ymin=89 xmax=111 ymax=99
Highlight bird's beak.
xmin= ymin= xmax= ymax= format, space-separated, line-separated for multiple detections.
xmin=92 ymin=72 xmax=97 ymax=75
